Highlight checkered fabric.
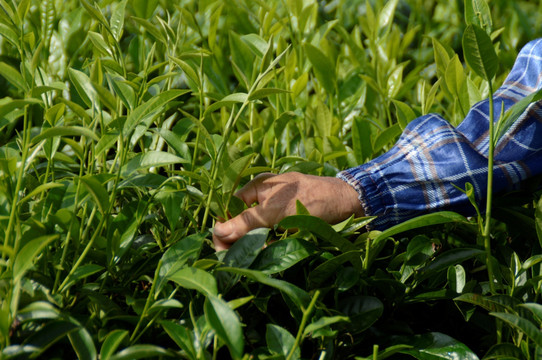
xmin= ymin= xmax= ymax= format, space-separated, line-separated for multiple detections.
xmin=338 ymin=38 xmax=542 ymax=230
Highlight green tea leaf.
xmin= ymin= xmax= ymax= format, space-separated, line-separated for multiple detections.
xmin=248 ymin=87 xmax=290 ymax=101
xmin=168 ymin=266 xmax=217 ymax=297
xmin=68 ymin=68 xmax=98 ymax=109
xmin=373 ymin=123 xmax=401 ymax=154
xmin=490 ymin=312 xmax=542 ymax=347
xmin=205 ymin=295 xmax=244 ymax=359
xmin=18 ymin=182 xmax=63 ymax=206
xmin=496 ymin=87 xmax=542 ymax=144
xmin=95 ymin=132 xmax=119 ymax=158
xmin=266 ymin=324 xmax=298 ymax=359
xmin=68 ymin=326 xmax=97 ymax=360
xmin=217 ymin=228 xmax=269 ymax=290
xmin=131 ymin=16 xmax=164 ymax=43
xmin=303 ymin=316 xmax=349 ymax=337
xmin=100 ymin=330 xmax=129 ymax=360
xmin=223 ymin=153 xmax=255 ymax=198
xmin=464 ymin=0 xmax=492 ymax=32
xmin=32 ymin=126 xmax=99 ymax=145
xmin=305 ymin=43 xmax=336 ymax=95
xmin=217 ymin=267 xmax=310 ymax=308
xmin=483 ymin=343 xmax=523 ymax=360
xmin=109 ymin=345 xmax=173 ymax=360
xmin=0 ymin=23 xmax=19 ymax=47
xmin=252 ymin=237 xmax=317 ymax=274
xmin=229 ymin=31 xmax=253 ymax=88
xmin=278 ymin=215 xmax=356 ymax=252
xmin=445 ymin=55 xmax=465 ymax=99
xmin=107 ymin=75 xmax=136 ymax=110
xmin=204 ymin=93 xmax=248 ymax=117
xmin=110 ymin=0 xmax=127 ymax=41
xmin=447 ymin=265 xmax=466 ymax=293
xmin=24 ymin=320 xmax=79 ymax=354
xmin=241 ymin=33 xmax=269 ymax=58
xmin=392 ymin=100 xmax=416 ymax=130
xmin=169 ymin=55 xmax=201 ymax=90
xmin=0 ymin=62 xmax=26 ymax=92
xmin=17 ymin=301 xmax=60 ymax=323
xmin=124 ymin=89 xmax=189 ymax=136
xmin=79 ymin=175 xmax=110 ymax=215
xmin=432 ymin=37 xmax=452 ymax=80
xmin=462 ymin=24 xmax=498 ymax=81
xmin=419 ymin=248 xmax=484 ymax=279
xmin=520 ymin=303 xmax=542 ymax=325
xmin=397 ymin=332 xmax=479 ymax=359
xmin=455 ymin=293 xmax=519 ymax=313
xmin=13 ymin=235 xmax=58 ymax=282
xmin=132 ymin=0 xmax=158 ymax=18
xmin=373 ymin=212 xmax=469 ymax=243
xmin=160 ymin=321 xmax=197 ymax=359
xmin=88 ymin=31 xmax=112 ymax=57
xmin=61 ymin=264 xmax=104 ymax=292
xmin=308 ymin=251 xmax=362 ymax=288
xmin=124 ymin=151 xmax=189 ymax=174
xmin=156 ymin=233 xmax=205 ymax=292
xmin=378 ymin=0 xmax=399 ymax=31
xmin=339 ymin=296 xmax=383 ymax=333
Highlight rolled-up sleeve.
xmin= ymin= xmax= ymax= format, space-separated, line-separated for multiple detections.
xmin=338 ymin=38 xmax=542 ymax=230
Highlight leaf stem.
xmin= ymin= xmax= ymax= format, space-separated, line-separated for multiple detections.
xmin=286 ymin=290 xmax=320 ymax=360
xmin=483 ymin=82 xmax=497 ymax=294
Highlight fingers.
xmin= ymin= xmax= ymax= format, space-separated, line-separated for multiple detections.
xmin=235 ymin=172 xmax=275 ymax=206
xmin=213 ymin=205 xmax=269 ymax=250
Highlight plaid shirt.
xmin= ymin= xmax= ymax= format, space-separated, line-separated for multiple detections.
xmin=338 ymin=39 xmax=542 ymax=230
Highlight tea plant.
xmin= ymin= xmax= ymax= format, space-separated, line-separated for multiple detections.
xmin=0 ymin=0 xmax=541 ymax=359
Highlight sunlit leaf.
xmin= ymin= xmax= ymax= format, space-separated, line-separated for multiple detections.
xmin=464 ymin=0 xmax=493 ymax=32
xmin=397 ymin=332 xmax=479 ymax=359
xmin=68 ymin=326 xmax=97 ymax=360
xmin=100 ymin=330 xmax=129 ymax=360
xmin=462 ymin=24 xmax=498 ymax=81
xmin=168 ymin=266 xmax=217 ymax=297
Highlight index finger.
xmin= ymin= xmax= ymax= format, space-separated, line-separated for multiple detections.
xmin=235 ymin=172 xmax=276 ymax=206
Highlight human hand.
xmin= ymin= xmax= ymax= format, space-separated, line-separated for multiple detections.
xmin=212 ymin=172 xmax=364 ymax=251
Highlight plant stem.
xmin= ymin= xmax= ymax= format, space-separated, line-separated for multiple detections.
xmin=286 ymin=290 xmax=320 ymax=360
xmin=130 ymin=260 xmax=161 ymax=343
xmin=5 ymin=105 xmax=31 ymax=252
xmin=483 ymin=82 xmax=497 ymax=294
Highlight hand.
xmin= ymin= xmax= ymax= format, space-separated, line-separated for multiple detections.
xmin=212 ymin=172 xmax=364 ymax=251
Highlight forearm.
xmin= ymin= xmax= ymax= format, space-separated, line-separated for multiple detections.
xmin=339 ymin=39 xmax=542 ymax=230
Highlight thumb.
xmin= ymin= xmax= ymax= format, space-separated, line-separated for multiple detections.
xmin=212 ymin=206 xmax=268 ymax=250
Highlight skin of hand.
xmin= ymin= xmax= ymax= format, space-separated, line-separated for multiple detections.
xmin=212 ymin=172 xmax=364 ymax=251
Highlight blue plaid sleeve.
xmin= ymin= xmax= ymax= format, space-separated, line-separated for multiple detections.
xmin=338 ymin=38 xmax=542 ymax=230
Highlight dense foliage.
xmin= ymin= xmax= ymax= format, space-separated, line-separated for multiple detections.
xmin=1 ymin=0 xmax=541 ymax=358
